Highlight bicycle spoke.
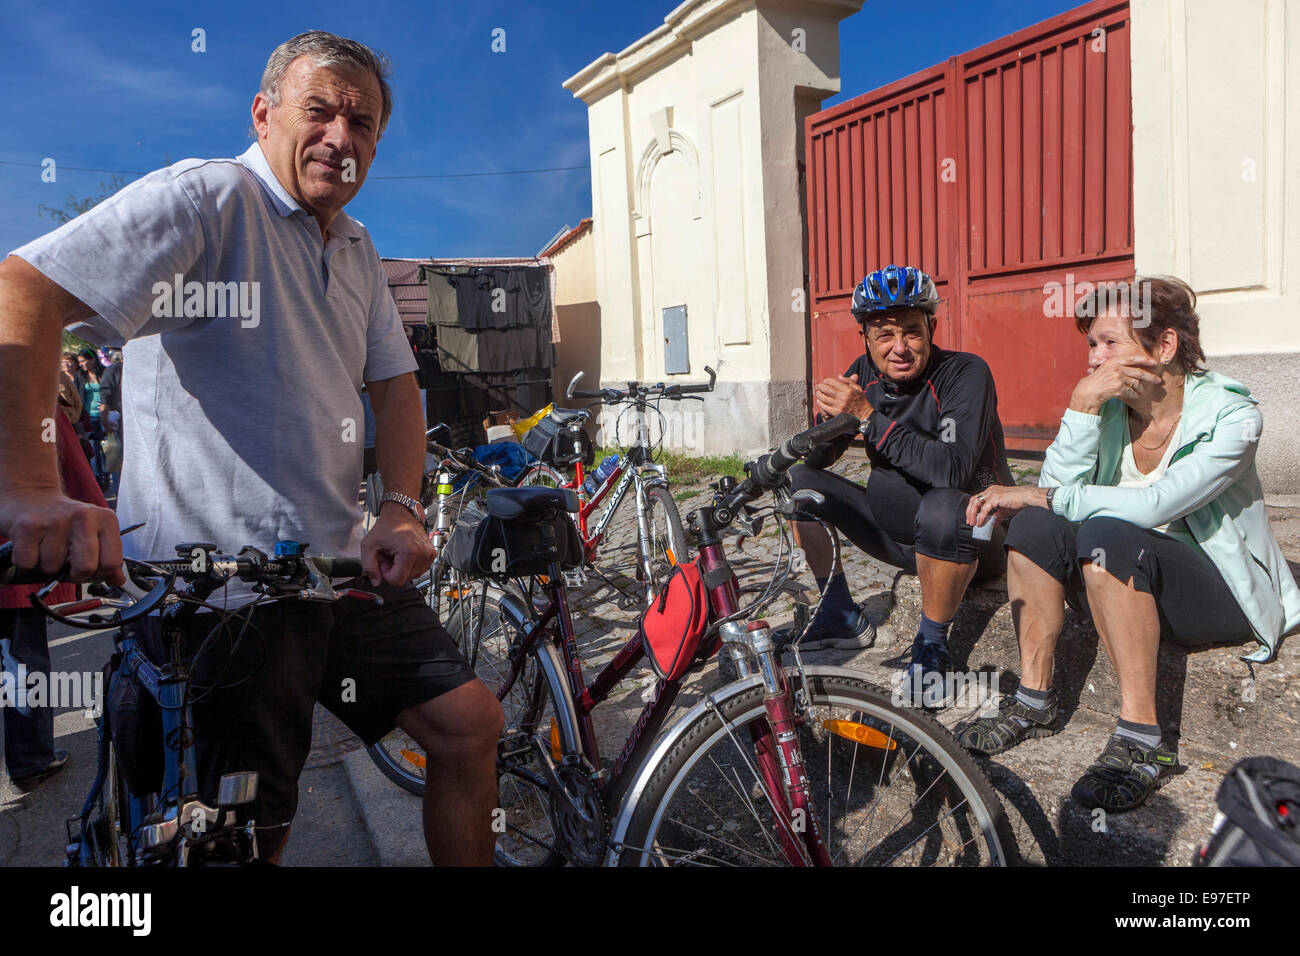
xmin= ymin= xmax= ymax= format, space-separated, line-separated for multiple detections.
xmin=869 ymin=796 xmax=973 ymax=868
xmin=706 ymin=699 xmax=814 ymax=866
xmin=691 ymin=753 xmax=781 ymax=860
xmin=650 ymin=815 xmax=780 ymax=867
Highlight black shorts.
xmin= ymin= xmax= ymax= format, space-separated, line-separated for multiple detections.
xmin=1003 ymin=508 xmax=1254 ymax=647
xmin=788 ymin=463 xmax=1007 ymax=580
xmin=124 ymin=578 xmax=476 ymax=854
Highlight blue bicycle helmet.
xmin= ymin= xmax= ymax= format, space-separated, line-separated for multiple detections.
xmin=851 ymin=264 xmax=939 ymax=320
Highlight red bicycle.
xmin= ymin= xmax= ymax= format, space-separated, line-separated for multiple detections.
xmin=450 ymin=414 xmax=1017 ymax=866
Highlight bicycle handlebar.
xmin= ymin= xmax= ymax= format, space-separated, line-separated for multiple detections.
xmin=714 ymin=413 xmax=862 ymax=522
xmin=566 ymin=365 xmax=716 ymax=404
xmin=0 ymin=540 xmax=372 ymax=618
xmin=426 ymin=440 xmax=507 ymax=487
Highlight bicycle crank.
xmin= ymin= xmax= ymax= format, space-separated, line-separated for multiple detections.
xmin=549 ymin=764 xmax=605 ymax=866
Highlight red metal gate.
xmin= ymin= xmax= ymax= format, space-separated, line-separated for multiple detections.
xmin=806 ymin=0 xmax=1133 ymax=446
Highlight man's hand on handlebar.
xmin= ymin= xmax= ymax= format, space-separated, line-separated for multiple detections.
xmin=0 ymin=487 xmax=125 ymax=584
xmin=361 ymin=504 xmax=434 ymax=588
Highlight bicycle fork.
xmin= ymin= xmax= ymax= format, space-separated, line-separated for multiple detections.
xmin=721 ymin=621 xmax=833 ymax=867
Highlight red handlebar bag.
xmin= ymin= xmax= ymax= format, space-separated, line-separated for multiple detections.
xmin=640 ymin=560 xmax=710 ymax=681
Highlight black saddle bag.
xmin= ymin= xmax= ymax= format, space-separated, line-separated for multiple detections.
xmin=444 ymin=498 xmax=582 ymax=577
xmin=522 ymin=409 xmax=594 ymax=468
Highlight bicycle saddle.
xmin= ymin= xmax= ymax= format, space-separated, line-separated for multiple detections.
xmin=485 ymin=487 xmax=579 ymax=521
xmin=550 ymin=407 xmax=591 ymax=424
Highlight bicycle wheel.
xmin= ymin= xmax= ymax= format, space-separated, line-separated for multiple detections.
xmin=367 ymin=572 xmax=494 ymax=796
xmin=76 ymin=738 xmax=129 ymax=866
xmin=616 ymin=669 xmax=1017 ymax=867
xmin=641 ymin=485 xmax=687 ymax=600
xmin=518 ymin=463 xmax=570 ymax=490
xmin=446 ymin=587 xmax=567 ymax=866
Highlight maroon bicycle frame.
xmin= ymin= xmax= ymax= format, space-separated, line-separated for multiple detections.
xmin=497 ymin=502 xmax=832 ymax=866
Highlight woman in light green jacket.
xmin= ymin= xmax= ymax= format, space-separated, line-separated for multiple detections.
xmin=955 ymin=276 xmax=1300 ymax=814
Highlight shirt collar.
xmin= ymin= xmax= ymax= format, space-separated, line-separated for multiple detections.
xmin=237 ymin=143 xmax=363 ymax=243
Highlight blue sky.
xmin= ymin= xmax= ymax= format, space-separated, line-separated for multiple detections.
xmin=1 ymin=0 xmax=1078 ymax=258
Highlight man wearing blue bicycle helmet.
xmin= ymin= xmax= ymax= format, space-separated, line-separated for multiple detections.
xmin=779 ymin=264 xmax=1014 ymax=707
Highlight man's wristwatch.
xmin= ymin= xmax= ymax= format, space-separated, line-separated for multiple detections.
xmin=380 ymin=490 xmax=426 ymax=525
xmin=1044 ymin=487 xmax=1057 ymax=513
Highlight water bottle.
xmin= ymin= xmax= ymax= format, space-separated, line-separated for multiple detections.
xmin=596 ymin=454 xmax=620 ymax=485
xmin=583 ymin=454 xmax=619 ymax=496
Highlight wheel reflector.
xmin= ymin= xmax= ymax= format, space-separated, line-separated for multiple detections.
xmin=400 ymin=749 xmax=427 ymax=769
xmin=822 ymin=719 xmax=897 ymax=750
xmin=550 ymin=719 xmax=561 ymax=762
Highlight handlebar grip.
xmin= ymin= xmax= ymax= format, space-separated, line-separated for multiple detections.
xmin=311 ymin=556 xmax=364 ymax=579
xmin=0 ymin=541 xmax=63 ymax=587
xmin=749 ymin=413 xmax=862 ymax=489
xmin=788 ymin=413 xmax=862 ymax=457
xmin=571 ymin=390 xmax=603 ymax=400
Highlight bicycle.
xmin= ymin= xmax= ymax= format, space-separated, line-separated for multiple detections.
xmin=519 ymin=366 xmax=716 ymax=605
xmin=0 ymin=539 xmax=371 ymax=866
xmin=451 ymin=414 xmax=1018 ymax=866
xmin=366 ymin=425 xmax=515 ymax=794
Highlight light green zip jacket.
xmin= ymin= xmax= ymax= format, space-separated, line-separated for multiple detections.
xmin=1040 ymin=370 xmax=1300 ymax=662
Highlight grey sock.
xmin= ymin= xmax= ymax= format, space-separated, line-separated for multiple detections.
xmin=1015 ymin=685 xmax=1053 ymax=710
xmin=1011 ymin=685 xmax=1053 ymax=726
xmin=1115 ymin=719 xmax=1163 ymax=778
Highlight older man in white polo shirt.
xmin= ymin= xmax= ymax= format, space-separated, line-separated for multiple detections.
xmin=0 ymin=31 xmax=503 ymax=865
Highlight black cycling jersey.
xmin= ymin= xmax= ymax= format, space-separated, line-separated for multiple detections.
xmin=810 ymin=346 xmax=1013 ymax=494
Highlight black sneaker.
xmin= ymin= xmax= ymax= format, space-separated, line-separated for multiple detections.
xmin=956 ymin=688 xmax=1059 ymax=755
xmin=1070 ymin=734 xmax=1183 ymax=813
xmin=771 ymin=604 xmax=876 ymax=651
xmin=895 ymin=637 xmax=954 ymax=708
xmin=12 ymin=750 xmax=70 ymax=790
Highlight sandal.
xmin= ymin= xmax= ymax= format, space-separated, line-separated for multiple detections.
xmin=956 ymin=688 xmax=1059 ymax=755
xmin=1070 ymin=734 xmax=1183 ymax=813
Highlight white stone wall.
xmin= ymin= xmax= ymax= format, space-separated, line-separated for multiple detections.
xmin=565 ymin=0 xmax=863 ymax=454
xmin=1131 ymin=0 xmax=1300 ymax=490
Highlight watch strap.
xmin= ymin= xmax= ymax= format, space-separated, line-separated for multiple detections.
xmin=381 ymin=490 xmax=426 ymax=523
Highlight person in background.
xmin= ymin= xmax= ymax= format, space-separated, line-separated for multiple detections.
xmin=60 ymin=351 xmax=83 ymax=391
xmin=1 ymin=394 xmax=108 ymax=789
xmin=76 ymin=349 xmax=107 ymax=489
xmin=97 ymin=349 xmax=124 ymax=501
xmin=57 ymin=369 xmax=82 ymax=426
xmin=957 ymin=276 xmax=1300 ymax=812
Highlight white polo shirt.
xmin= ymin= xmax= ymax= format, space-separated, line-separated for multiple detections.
xmin=13 ymin=143 xmax=417 ymax=600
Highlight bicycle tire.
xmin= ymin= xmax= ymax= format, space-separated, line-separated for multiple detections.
xmin=615 ymin=669 xmax=1018 ymax=867
xmin=518 ymin=463 xmax=570 ymax=490
xmin=641 ymin=485 xmax=687 ymax=600
xmin=446 ymin=587 xmax=567 ymax=866
xmin=77 ymin=738 xmax=129 ymax=867
xmin=366 ymin=572 xmax=497 ymax=796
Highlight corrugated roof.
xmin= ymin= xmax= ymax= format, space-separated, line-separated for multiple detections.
xmin=381 ymin=257 xmax=429 ymax=325
xmin=540 ymin=217 xmax=592 ymax=258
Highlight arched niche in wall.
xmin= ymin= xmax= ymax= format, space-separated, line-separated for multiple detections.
xmin=634 ymin=128 xmax=706 ymax=376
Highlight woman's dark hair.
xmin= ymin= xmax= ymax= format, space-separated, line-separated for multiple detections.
xmin=1074 ymin=275 xmax=1207 ymax=375
xmin=77 ymin=348 xmax=104 ymax=377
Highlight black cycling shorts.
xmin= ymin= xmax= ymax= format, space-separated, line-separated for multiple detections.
xmin=1003 ymin=508 xmax=1254 ymax=646
xmin=124 ymin=578 xmax=476 ymax=857
xmin=788 ymin=463 xmax=1006 ymax=579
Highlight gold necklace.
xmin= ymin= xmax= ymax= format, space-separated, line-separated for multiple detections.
xmin=1131 ymin=411 xmax=1182 ymax=451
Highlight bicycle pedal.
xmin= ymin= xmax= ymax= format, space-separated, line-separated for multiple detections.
xmin=562 ymin=567 xmax=588 ymax=588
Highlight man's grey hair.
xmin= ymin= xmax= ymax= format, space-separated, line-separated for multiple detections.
xmin=259 ymin=31 xmax=393 ymax=137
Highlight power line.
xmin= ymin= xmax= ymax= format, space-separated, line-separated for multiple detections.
xmin=0 ymin=158 xmax=589 ymax=180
